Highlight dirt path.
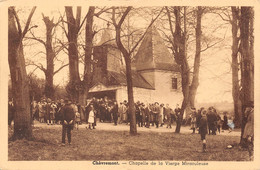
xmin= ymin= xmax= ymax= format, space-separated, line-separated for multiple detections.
xmin=33 ymin=121 xmax=241 ymax=137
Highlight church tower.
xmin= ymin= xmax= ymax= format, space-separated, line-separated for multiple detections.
xmin=133 ymin=25 xmax=182 ymax=104
xmin=92 ymin=24 xmax=122 ymax=85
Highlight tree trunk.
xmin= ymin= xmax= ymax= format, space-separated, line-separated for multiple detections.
xmin=170 ymin=7 xmax=189 ymax=133
xmin=231 ymin=7 xmax=242 ymax=128
xmin=75 ymin=6 xmax=96 ymax=121
xmin=80 ymin=6 xmax=95 ymax=107
xmin=65 ymin=7 xmax=81 ymax=102
xmin=249 ymin=8 xmax=254 ymax=104
xmin=189 ymin=6 xmax=203 ymax=108
xmin=117 ymin=43 xmax=137 ymax=135
xmin=43 ymin=16 xmax=55 ymax=99
xmin=8 ymin=7 xmax=35 ymax=140
xmin=240 ymin=7 xmax=254 ymax=141
xmin=176 ymin=62 xmax=190 ymax=133
xmin=113 ymin=7 xmax=137 ymax=135
xmin=125 ymin=55 xmax=137 ymax=135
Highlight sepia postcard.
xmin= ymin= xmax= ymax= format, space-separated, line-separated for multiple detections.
xmin=0 ymin=0 xmax=260 ymax=170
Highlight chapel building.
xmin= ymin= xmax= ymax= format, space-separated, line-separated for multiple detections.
xmin=89 ymin=25 xmax=183 ymax=107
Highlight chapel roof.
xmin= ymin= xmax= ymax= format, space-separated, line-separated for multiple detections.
xmin=133 ymin=25 xmax=179 ymax=72
xmin=106 ymin=70 xmax=155 ymax=90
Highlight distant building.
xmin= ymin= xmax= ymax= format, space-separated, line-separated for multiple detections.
xmin=89 ymin=25 xmax=183 ymax=107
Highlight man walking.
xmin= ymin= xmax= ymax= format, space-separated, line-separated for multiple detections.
xmin=199 ymin=109 xmax=208 ymax=152
xmin=153 ymin=102 xmax=160 ymax=128
xmin=111 ymin=100 xmax=119 ymax=126
xmin=61 ymin=98 xmax=75 ymax=146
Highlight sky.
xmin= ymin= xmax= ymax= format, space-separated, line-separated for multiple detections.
xmin=17 ymin=6 xmax=234 ymax=103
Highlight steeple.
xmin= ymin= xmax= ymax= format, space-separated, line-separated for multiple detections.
xmin=98 ymin=23 xmax=115 ymax=46
xmin=134 ymin=25 xmax=179 ymax=72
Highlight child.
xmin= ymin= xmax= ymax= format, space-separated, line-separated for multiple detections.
xmin=227 ymin=116 xmax=235 ymax=133
xmin=75 ymin=111 xmax=81 ymax=130
xmin=199 ymin=109 xmax=208 ymax=152
xmin=88 ymin=104 xmax=95 ymax=129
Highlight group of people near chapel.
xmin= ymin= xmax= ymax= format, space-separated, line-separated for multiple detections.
xmin=8 ymin=97 xmax=254 ymax=159
xmin=8 ymin=96 xmax=236 ymax=134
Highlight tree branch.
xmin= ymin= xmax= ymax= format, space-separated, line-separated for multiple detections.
xmin=59 ymin=12 xmax=69 ymax=39
xmin=129 ymin=7 xmax=164 ymax=54
xmin=200 ymin=38 xmax=225 ymax=53
xmin=25 ymin=34 xmax=46 ymax=47
xmin=22 ymin=7 xmax=37 ymax=38
xmin=26 ymin=61 xmax=46 ymax=73
xmin=95 ymin=15 xmax=114 ymax=26
xmin=53 ymin=63 xmax=69 ymax=75
xmin=118 ymin=7 xmax=132 ymax=28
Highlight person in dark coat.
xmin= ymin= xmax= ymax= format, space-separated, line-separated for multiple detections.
xmin=140 ymin=104 xmax=146 ymax=127
xmin=153 ymin=102 xmax=160 ymax=128
xmin=196 ymin=108 xmax=203 ymax=134
xmin=175 ymin=104 xmax=182 ymax=127
xmin=207 ymin=107 xmax=217 ymax=135
xmin=99 ymin=99 xmax=106 ymax=122
xmin=93 ymin=99 xmax=100 ymax=123
xmin=164 ymin=104 xmax=172 ymax=128
xmin=61 ymin=99 xmax=75 ymax=145
xmin=111 ymin=101 xmax=119 ymax=125
xmin=55 ymin=99 xmax=64 ymax=124
xmin=145 ymin=104 xmax=151 ymax=128
xmin=135 ymin=101 xmax=141 ymax=127
xmin=150 ymin=104 xmax=154 ymax=126
xmin=199 ymin=109 xmax=208 ymax=152
xmin=222 ymin=111 xmax=229 ymax=130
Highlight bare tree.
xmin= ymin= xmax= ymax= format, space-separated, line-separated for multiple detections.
xmin=112 ymin=7 xmax=137 ymax=135
xmin=166 ymin=6 xmax=190 ymax=133
xmin=64 ymin=6 xmax=82 ymax=102
xmin=111 ymin=7 xmax=162 ymax=135
xmin=26 ymin=14 xmax=68 ymax=99
xmin=64 ymin=7 xmax=111 ymax=106
xmin=165 ymin=6 xmax=229 ymax=132
xmin=80 ymin=6 xmax=95 ymax=108
xmin=188 ymin=7 xmax=204 ymax=108
xmin=8 ymin=6 xmax=36 ymax=140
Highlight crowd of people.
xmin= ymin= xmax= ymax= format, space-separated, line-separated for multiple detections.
xmin=8 ymin=96 xmax=235 ymax=134
xmin=8 ymin=96 xmax=254 ymax=158
xmin=188 ymin=107 xmax=235 ymax=135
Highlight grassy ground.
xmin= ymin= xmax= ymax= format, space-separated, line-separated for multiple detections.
xmin=8 ymin=126 xmax=250 ymax=161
